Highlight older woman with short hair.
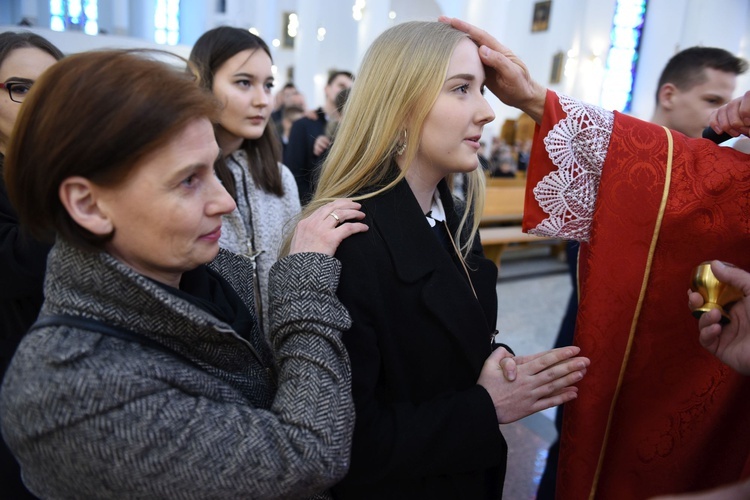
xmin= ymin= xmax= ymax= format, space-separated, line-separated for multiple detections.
xmin=0 ymin=49 xmax=367 ymax=499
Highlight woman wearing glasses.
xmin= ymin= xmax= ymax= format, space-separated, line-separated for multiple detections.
xmin=0 ymin=31 xmax=63 ymax=500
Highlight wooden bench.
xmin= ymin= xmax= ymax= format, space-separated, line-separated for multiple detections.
xmin=479 ymin=185 xmax=563 ymax=267
xmin=478 ymin=226 xmax=560 ymax=267
xmin=486 ymin=176 xmax=527 ymax=188
xmin=480 ymin=186 xmax=526 ymax=226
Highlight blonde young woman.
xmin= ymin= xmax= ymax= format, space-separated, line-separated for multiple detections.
xmin=190 ymin=27 xmax=301 ymax=334
xmin=285 ymin=21 xmax=590 ymax=499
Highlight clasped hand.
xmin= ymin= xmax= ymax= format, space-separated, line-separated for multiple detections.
xmin=477 ymin=346 xmax=589 ymax=424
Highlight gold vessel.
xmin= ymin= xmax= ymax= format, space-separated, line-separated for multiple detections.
xmin=691 ymin=261 xmax=743 ymax=324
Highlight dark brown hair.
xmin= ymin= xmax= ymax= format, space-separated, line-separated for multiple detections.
xmin=655 ymin=46 xmax=748 ymax=103
xmin=0 ymin=31 xmax=64 ymax=68
xmin=327 ymin=70 xmax=353 ymax=86
xmin=190 ymin=26 xmax=283 ymax=198
xmin=4 ymin=50 xmax=219 ymax=250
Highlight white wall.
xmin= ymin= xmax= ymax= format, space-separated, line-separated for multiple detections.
xmin=0 ymin=24 xmax=193 ymax=58
xmin=4 ymin=0 xmax=750 ymax=136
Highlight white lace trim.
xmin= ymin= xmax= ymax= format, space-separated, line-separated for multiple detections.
xmin=529 ymin=94 xmax=614 ymax=241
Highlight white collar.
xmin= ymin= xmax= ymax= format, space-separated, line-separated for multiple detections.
xmin=425 ymin=190 xmax=445 ymax=228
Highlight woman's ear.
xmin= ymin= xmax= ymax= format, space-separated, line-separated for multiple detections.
xmin=58 ymin=177 xmax=113 ymax=236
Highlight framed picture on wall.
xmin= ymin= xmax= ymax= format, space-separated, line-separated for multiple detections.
xmin=282 ymin=11 xmax=296 ymax=49
xmin=532 ymin=1 xmax=551 ymax=32
xmin=550 ymin=50 xmax=564 ymax=83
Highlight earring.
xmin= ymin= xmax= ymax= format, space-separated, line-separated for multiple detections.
xmin=396 ymin=129 xmax=407 ymax=156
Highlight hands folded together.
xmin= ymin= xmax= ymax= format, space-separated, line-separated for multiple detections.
xmin=480 ymin=345 xmax=589 ymax=424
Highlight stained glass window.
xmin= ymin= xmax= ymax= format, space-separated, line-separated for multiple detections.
xmin=155 ymin=0 xmax=180 ymax=45
xmin=600 ymin=0 xmax=647 ymax=112
xmin=50 ymin=0 xmax=99 ymax=35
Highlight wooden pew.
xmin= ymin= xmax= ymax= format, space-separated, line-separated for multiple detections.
xmin=480 ymin=186 xmax=525 ymax=226
xmin=479 ymin=185 xmax=563 ymax=267
xmin=486 ymin=176 xmax=527 ymax=188
xmin=478 ymin=226 xmax=559 ymax=267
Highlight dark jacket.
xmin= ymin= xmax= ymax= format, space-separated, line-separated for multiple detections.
xmin=0 ymin=165 xmax=51 ymax=499
xmin=331 ymin=178 xmax=507 ymax=499
xmin=0 ymin=170 xmax=50 ymax=379
xmin=0 ymin=240 xmax=354 ymax=499
xmin=283 ymin=107 xmax=327 ymax=204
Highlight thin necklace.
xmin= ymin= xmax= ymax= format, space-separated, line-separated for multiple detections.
xmin=441 ymin=219 xmax=478 ymax=300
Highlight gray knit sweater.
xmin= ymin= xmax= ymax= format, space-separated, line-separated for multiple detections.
xmin=219 ymin=150 xmax=301 ymax=336
xmin=0 ymin=240 xmax=353 ymax=499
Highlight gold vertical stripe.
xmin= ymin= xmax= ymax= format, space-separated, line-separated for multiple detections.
xmin=588 ymin=127 xmax=674 ymax=499
xmin=580 ymin=248 xmax=581 ymax=302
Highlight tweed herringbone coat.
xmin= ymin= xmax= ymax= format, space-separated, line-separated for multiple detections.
xmin=0 ymin=240 xmax=354 ymax=499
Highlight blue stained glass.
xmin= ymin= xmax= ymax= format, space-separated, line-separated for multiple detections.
xmin=50 ymin=16 xmax=65 ymax=31
xmin=612 ymin=27 xmax=638 ymax=50
xmin=613 ymin=3 xmax=645 ymax=28
xmin=50 ymin=0 xmax=64 ymax=15
xmin=84 ymin=1 xmax=97 ymax=18
xmin=84 ymin=20 xmax=98 ymax=35
xmin=49 ymin=0 xmax=98 ymax=34
xmin=69 ymin=0 xmax=81 ymax=16
xmin=609 ymin=47 xmax=635 ymax=67
xmin=602 ymin=0 xmax=647 ymax=112
xmin=154 ymin=0 xmax=180 ymax=45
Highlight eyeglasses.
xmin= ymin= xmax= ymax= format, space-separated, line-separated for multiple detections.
xmin=0 ymin=81 xmax=33 ymax=103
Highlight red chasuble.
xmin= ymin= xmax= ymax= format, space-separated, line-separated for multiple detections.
xmin=523 ymin=91 xmax=750 ymax=499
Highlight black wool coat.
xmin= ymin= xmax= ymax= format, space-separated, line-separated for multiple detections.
xmin=331 ymin=178 xmax=508 ymax=500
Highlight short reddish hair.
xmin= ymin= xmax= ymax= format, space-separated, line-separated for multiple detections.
xmin=5 ymin=50 xmax=219 ymax=250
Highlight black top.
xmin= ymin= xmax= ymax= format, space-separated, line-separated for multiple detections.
xmin=154 ymin=264 xmax=256 ymax=343
xmin=0 ymin=160 xmax=52 ymax=379
xmin=282 ymin=107 xmax=327 ymax=204
xmin=0 ymin=157 xmax=50 ymax=499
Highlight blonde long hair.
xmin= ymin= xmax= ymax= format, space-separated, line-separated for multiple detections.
xmin=281 ymin=21 xmax=486 ymax=257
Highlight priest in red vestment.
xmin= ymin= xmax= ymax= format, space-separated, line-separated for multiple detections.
xmin=445 ymin=17 xmax=750 ymax=500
